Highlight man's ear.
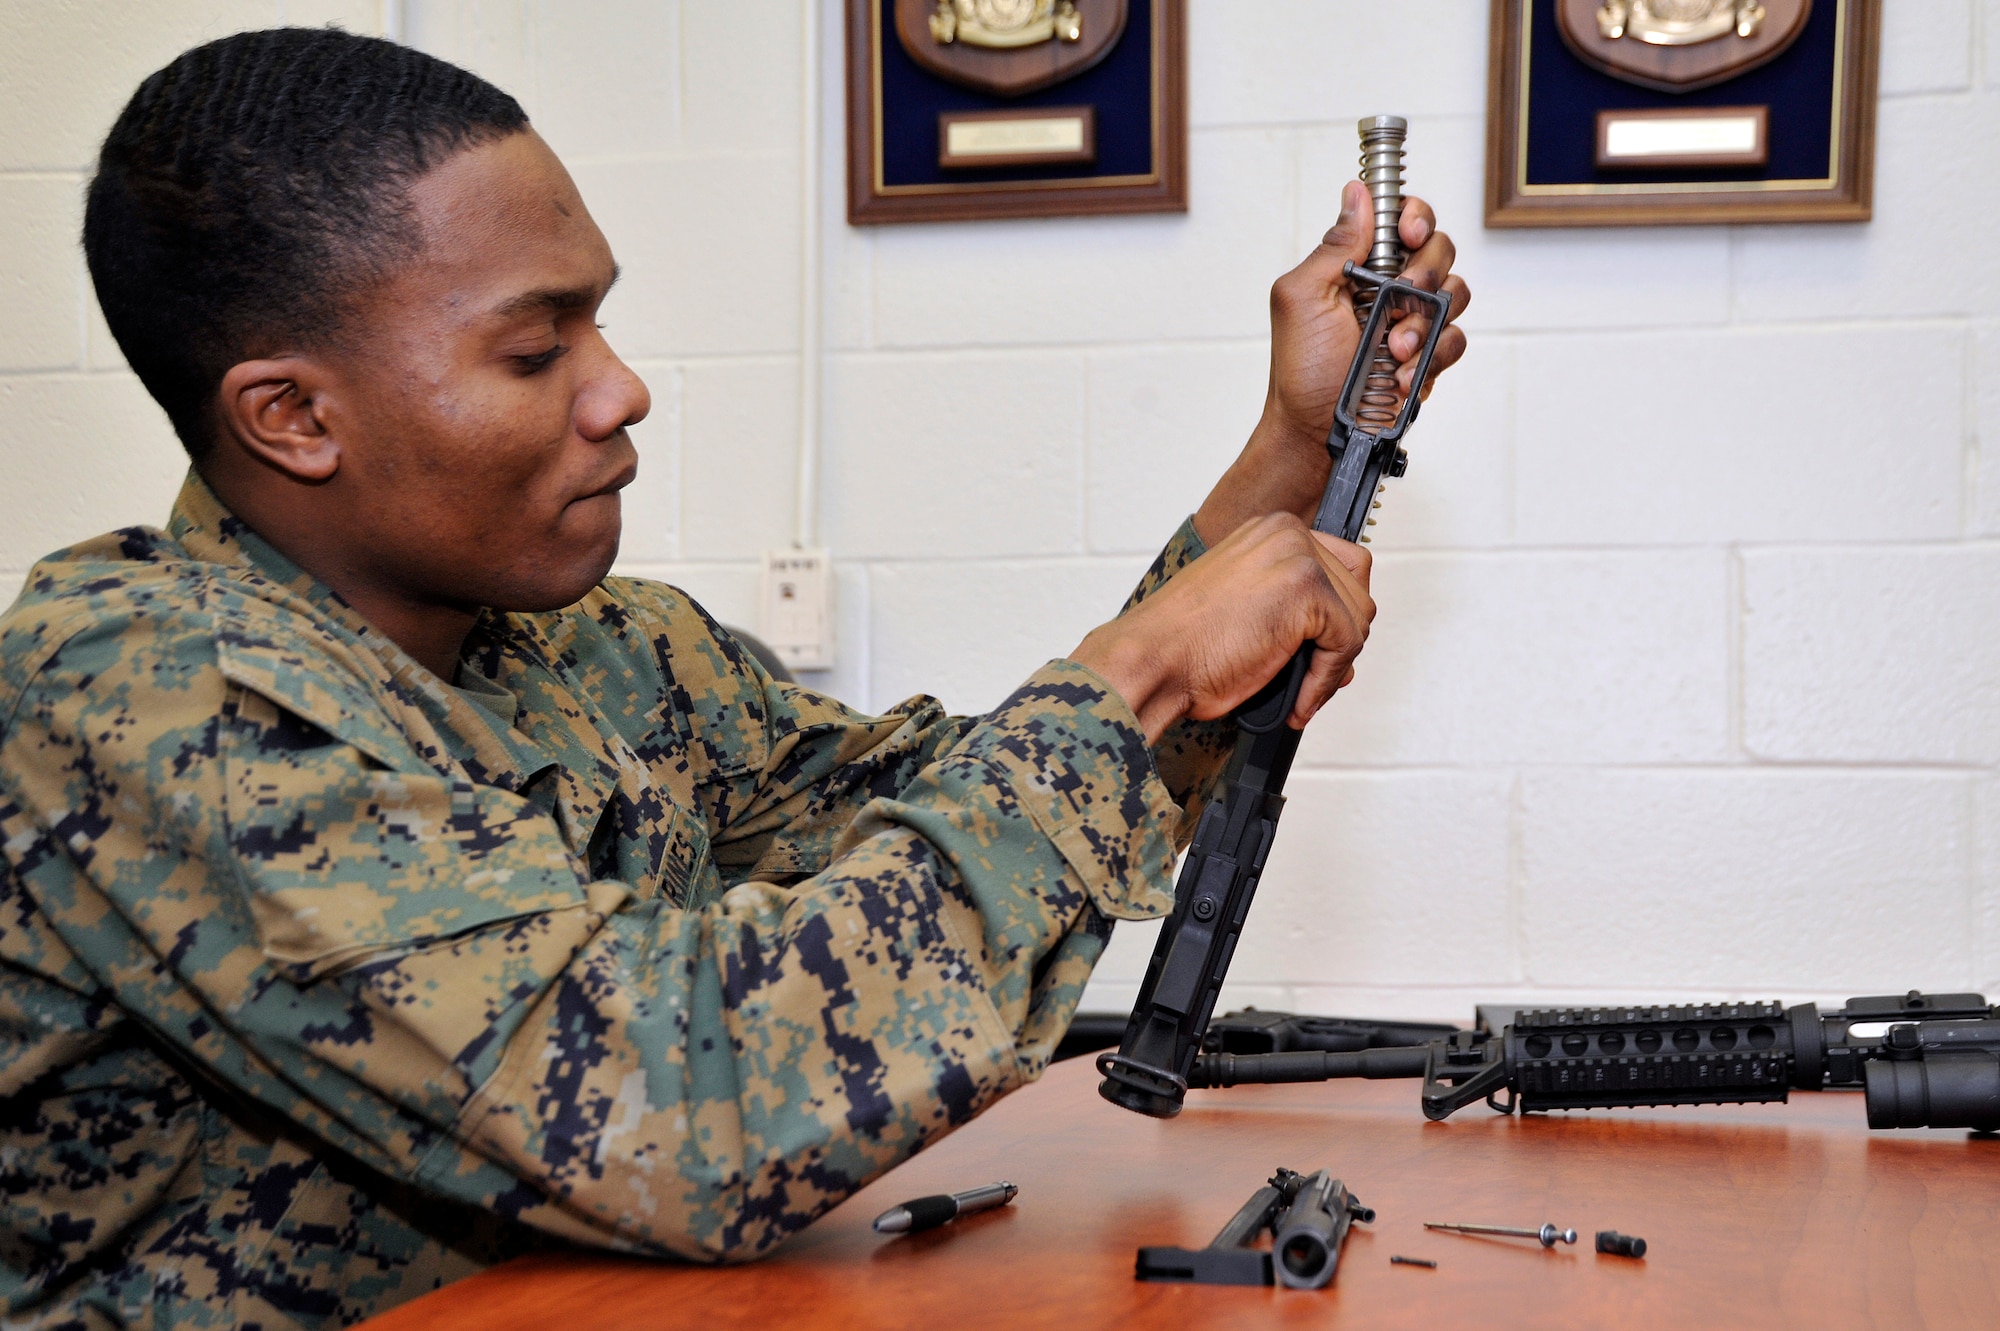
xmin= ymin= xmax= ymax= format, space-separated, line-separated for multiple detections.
xmin=215 ymin=357 xmax=343 ymax=482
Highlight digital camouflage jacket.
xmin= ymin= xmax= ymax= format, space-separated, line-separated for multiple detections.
xmin=0 ymin=474 xmax=1228 ymax=1329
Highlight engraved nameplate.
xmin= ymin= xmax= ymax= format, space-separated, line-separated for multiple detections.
xmin=939 ymin=106 xmax=1096 ymax=168
xmin=1595 ymin=105 xmax=1769 ymax=169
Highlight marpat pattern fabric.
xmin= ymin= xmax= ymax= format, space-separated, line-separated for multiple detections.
xmin=0 ymin=472 xmax=1230 ymax=1329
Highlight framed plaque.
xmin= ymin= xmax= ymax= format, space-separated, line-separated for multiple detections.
xmin=845 ymin=0 xmax=1186 ymax=224
xmin=1485 ymin=0 xmax=1880 ymax=227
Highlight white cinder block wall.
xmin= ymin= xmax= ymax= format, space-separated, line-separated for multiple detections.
xmin=3 ymin=1 xmax=1997 ymax=1024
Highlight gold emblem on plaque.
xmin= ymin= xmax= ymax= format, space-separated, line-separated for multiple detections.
xmin=1595 ymin=0 xmax=1766 ymax=44
xmin=1557 ymin=0 xmax=1807 ymax=93
xmin=895 ymin=0 xmax=1124 ymax=98
xmin=929 ymin=0 xmax=1083 ymax=48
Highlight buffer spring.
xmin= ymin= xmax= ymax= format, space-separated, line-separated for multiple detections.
xmin=1352 ymin=116 xmax=1409 ymax=435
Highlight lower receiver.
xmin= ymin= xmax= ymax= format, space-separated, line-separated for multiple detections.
xmin=1095 ymin=268 xmax=1453 ymax=1119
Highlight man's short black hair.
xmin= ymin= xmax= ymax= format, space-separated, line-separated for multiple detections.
xmin=84 ymin=27 xmax=529 ymax=460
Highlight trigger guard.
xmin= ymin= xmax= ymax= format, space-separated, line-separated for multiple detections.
xmin=1238 ymin=651 xmax=1308 ymax=734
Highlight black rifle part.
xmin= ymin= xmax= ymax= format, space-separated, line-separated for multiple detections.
xmin=1181 ymin=992 xmax=2000 ymax=1132
xmin=1048 ymin=1006 xmax=1453 ymax=1066
xmin=1596 ymin=1230 xmax=1647 ymax=1258
xmin=1134 ymin=1168 xmax=1372 ymax=1289
xmin=1205 ymin=1007 xmax=1460 ymax=1055
xmin=1096 ymin=269 xmax=1453 ymax=1120
xmin=1271 ymin=1169 xmax=1373 ymax=1289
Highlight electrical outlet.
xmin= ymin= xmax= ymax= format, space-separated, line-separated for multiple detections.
xmin=759 ymin=548 xmax=834 ymax=672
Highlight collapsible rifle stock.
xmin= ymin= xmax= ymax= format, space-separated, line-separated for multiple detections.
xmin=1187 ymin=992 xmax=2000 ymax=1132
xmin=1097 ymin=116 xmax=1452 ymax=1118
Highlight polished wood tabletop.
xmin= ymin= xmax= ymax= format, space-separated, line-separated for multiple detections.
xmin=363 ymin=1051 xmax=2000 ymax=1330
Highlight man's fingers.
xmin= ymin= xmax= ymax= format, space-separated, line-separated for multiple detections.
xmin=1289 ymin=648 xmax=1354 ymax=729
xmin=1317 ymin=548 xmax=1375 ymax=633
xmin=1300 ymin=532 xmax=1374 ymax=728
xmin=1399 ymin=195 xmax=1436 ymax=251
xmin=1390 ymin=273 xmax=1472 ymax=392
xmin=1183 ymin=518 xmax=1376 ymax=730
xmin=1439 ymin=273 xmax=1471 ymax=323
xmin=1389 ymin=311 xmax=1433 ymax=362
xmin=1398 ymin=225 xmax=1456 ymax=296
xmin=1256 ymin=519 xmax=1372 ymax=645
xmin=1406 ymin=325 xmax=1467 ymax=398
xmin=1310 ymin=529 xmax=1372 ymax=592
xmin=1299 ymin=527 xmax=1374 ymax=617
xmin=1389 ymin=273 xmax=1468 ymax=364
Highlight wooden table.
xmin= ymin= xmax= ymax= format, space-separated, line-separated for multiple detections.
xmin=363 ymin=1053 xmax=2000 ymax=1330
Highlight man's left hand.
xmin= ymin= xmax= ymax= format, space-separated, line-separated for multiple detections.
xmin=1192 ymin=182 xmax=1470 ymax=547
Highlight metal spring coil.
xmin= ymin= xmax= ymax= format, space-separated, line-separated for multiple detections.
xmin=1353 ymin=116 xmax=1408 ymax=434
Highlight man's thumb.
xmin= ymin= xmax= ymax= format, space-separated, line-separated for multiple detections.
xmin=1319 ymin=180 xmax=1371 ymax=262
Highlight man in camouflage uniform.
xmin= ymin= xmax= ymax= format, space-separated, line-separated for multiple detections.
xmin=0 ymin=27 xmax=1467 ymax=1331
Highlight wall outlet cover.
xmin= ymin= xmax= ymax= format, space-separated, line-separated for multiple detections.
xmin=759 ymin=548 xmax=835 ymax=672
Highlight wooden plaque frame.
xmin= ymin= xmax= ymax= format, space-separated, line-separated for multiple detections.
xmin=845 ymin=0 xmax=1186 ymax=225
xmin=1485 ymin=0 xmax=1880 ymax=228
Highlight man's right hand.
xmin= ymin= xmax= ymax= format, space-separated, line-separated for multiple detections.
xmin=1068 ymin=513 xmax=1374 ymax=743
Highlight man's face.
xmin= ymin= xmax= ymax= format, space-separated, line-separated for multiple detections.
xmin=309 ymin=130 xmax=648 ymax=615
